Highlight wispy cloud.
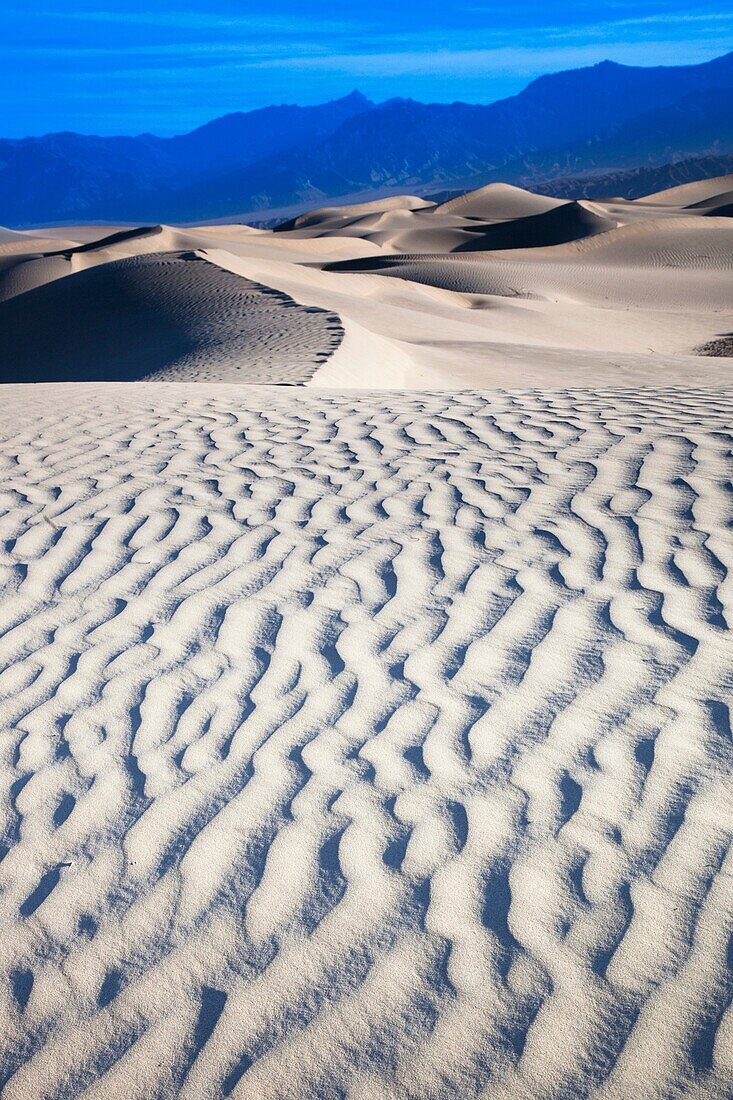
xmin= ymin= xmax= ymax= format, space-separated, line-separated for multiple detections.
xmin=2 ymin=0 xmax=731 ymax=134
xmin=6 ymin=7 xmax=361 ymax=33
xmin=250 ymin=40 xmax=729 ymax=80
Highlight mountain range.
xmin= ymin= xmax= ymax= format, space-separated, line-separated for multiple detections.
xmin=2 ymin=50 xmax=732 ymax=226
xmin=531 ymin=153 xmax=733 ymax=203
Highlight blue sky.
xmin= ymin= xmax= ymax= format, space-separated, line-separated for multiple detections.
xmin=2 ymin=1 xmax=732 ymax=136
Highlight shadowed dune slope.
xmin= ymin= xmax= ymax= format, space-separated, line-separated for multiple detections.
xmin=455 ymin=200 xmax=616 ymax=252
xmin=0 ymin=252 xmax=344 ymax=383
xmin=0 ymin=226 xmax=203 ymax=305
xmin=701 ymin=202 xmax=733 ymax=218
xmin=0 ymin=255 xmax=73 ymax=304
xmin=686 ymin=188 xmax=733 ymax=213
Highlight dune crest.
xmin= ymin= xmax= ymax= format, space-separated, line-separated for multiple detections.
xmin=0 ymin=252 xmax=343 ymax=383
xmin=640 ymin=172 xmax=733 ymax=207
xmin=433 ymin=182 xmax=566 ymax=220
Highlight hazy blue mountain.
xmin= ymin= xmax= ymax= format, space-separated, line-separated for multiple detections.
xmin=0 ymin=92 xmax=373 ymax=225
xmin=492 ymin=86 xmax=733 ymax=186
xmin=537 ymin=154 xmax=733 ymax=202
xmin=502 ymin=50 xmax=733 ymax=145
xmin=2 ymin=53 xmax=732 ymax=225
xmin=163 ymin=90 xmax=373 ymax=179
xmin=165 ymin=52 xmax=733 ymax=221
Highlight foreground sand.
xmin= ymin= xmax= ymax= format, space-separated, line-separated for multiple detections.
xmin=0 ymin=384 xmax=731 ymax=1099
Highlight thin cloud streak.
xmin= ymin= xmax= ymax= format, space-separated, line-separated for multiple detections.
xmin=2 ymin=0 xmax=731 ymax=133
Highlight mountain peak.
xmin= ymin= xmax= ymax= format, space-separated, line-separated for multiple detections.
xmin=3 ymin=50 xmax=732 ymax=226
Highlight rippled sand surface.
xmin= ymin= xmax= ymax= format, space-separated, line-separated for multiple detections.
xmin=0 ymin=384 xmax=731 ymax=1099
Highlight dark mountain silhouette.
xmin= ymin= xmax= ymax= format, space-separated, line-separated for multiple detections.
xmin=0 ymin=92 xmax=373 ymax=225
xmin=490 ymin=86 xmax=733 ymax=186
xmin=1 ymin=52 xmax=732 ymax=226
xmin=536 ymin=154 xmax=733 ymax=202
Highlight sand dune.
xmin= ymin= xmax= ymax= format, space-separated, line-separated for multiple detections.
xmin=0 ymin=172 xmax=732 ymax=1098
xmin=433 ymin=182 xmax=566 ymax=220
xmin=325 ymin=247 xmax=731 ymax=314
xmin=322 ymin=208 xmax=733 ymax=319
xmin=0 ymin=255 xmax=73 ymax=304
xmin=0 ymin=226 xmax=201 ymax=305
xmin=1 ymin=174 xmax=731 ymax=387
xmin=276 ymin=195 xmax=433 ymax=232
xmin=455 ymin=201 xmax=616 ymax=251
xmin=0 ymin=383 xmax=731 ymax=1099
xmin=685 ymin=189 xmax=733 ymax=216
xmin=641 ymin=172 xmax=733 ymax=207
xmin=0 ymin=252 xmax=343 ymax=383
xmin=0 ymin=227 xmax=80 ymax=253
xmin=322 ymin=201 xmax=616 ymax=255
xmin=527 ymin=217 xmax=733 ymax=267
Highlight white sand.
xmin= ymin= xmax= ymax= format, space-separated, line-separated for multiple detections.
xmin=0 ymin=178 xmax=732 ymax=1097
xmin=0 ymin=384 xmax=731 ymax=1098
xmin=0 ymin=252 xmax=342 ymax=383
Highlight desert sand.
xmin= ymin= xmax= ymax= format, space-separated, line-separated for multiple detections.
xmin=0 ymin=178 xmax=732 ymax=386
xmin=0 ymin=180 xmax=732 ymax=1099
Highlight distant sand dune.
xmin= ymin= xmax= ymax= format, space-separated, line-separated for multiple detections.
xmin=324 ymin=216 xmax=733 ymax=313
xmin=432 ymin=182 xmax=566 ymax=220
xmin=641 ymin=172 xmax=733 ymax=207
xmin=275 ymin=195 xmax=433 ymax=232
xmin=0 ymin=228 xmax=80 ymax=256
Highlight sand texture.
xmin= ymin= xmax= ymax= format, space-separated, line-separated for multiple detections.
xmin=0 ymin=384 xmax=731 ymax=1099
xmin=0 ymin=174 xmax=732 ymax=1098
xmin=0 ymin=253 xmax=343 ymax=384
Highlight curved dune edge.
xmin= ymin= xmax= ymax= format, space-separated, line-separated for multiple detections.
xmin=641 ymin=172 xmax=733 ymax=206
xmin=322 ymin=243 xmax=733 ymax=313
xmin=202 ymin=246 xmax=419 ymax=388
xmin=203 ymin=243 xmax=733 ymax=388
xmin=0 ymin=385 xmax=731 ymax=1098
xmin=0 ymin=251 xmax=345 ymax=384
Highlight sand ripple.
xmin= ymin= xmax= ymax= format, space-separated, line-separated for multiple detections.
xmin=0 ymin=385 xmax=731 ymax=1099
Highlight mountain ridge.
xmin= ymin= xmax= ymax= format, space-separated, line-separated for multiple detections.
xmin=2 ymin=51 xmax=732 ymax=226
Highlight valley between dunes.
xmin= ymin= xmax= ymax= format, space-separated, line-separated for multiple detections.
xmin=0 ymin=179 xmax=732 ymax=1099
